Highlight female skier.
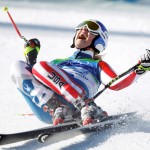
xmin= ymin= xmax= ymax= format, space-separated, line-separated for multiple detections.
xmin=11 ymin=19 xmax=150 ymax=126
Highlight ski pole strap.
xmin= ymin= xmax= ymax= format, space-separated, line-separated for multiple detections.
xmin=92 ymin=63 xmax=140 ymax=100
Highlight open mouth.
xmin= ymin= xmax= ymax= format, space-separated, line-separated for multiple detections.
xmin=78 ymin=33 xmax=86 ymax=39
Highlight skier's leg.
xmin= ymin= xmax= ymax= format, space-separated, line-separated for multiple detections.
xmin=10 ymin=60 xmax=74 ymax=124
xmin=10 ymin=60 xmax=54 ymax=123
xmin=32 ymin=61 xmax=86 ymax=110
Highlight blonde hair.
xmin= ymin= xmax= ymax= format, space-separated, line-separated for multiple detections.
xmin=93 ymin=54 xmax=102 ymax=61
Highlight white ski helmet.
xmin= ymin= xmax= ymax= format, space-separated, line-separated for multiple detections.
xmin=71 ymin=19 xmax=108 ymax=54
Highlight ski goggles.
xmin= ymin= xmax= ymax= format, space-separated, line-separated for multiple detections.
xmin=76 ymin=20 xmax=101 ymax=35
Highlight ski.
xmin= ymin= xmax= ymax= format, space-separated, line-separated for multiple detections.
xmin=0 ymin=112 xmax=136 ymax=145
xmin=0 ymin=121 xmax=79 ymax=145
xmin=38 ymin=111 xmax=136 ymax=143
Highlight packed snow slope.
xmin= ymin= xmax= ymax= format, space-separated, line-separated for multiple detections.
xmin=0 ymin=0 xmax=150 ymax=149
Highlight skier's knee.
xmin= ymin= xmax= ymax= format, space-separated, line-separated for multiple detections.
xmin=10 ymin=60 xmax=33 ymax=89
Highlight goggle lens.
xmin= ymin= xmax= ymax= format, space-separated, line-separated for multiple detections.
xmin=76 ymin=21 xmax=100 ymax=34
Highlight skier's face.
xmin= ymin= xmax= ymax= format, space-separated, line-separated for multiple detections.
xmin=74 ymin=27 xmax=96 ymax=49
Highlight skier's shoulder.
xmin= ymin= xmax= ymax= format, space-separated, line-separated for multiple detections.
xmin=98 ymin=59 xmax=117 ymax=76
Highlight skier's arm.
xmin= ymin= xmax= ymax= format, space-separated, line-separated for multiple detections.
xmin=24 ymin=38 xmax=40 ymax=66
xmin=108 ymin=71 xmax=137 ymax=91
xmin=110 ymin=50 xmax=150 ymax=90
xmin=99 ymin=61 xmax=138 ymax=91
xmin=99 ymin=50 xmax=150 ymax=91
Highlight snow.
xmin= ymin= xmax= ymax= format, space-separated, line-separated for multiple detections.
xmin=0 ymin=0 xmax=150 ymax=149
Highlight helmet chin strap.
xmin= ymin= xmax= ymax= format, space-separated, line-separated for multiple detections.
xmin=79 ymin=46 xmax=91 ymax=51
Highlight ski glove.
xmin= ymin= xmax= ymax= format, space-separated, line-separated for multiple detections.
xmin=24 ymin=38 xmax=41 ymax=65
xmin=136 ymin=49 xmax=150 ymax=74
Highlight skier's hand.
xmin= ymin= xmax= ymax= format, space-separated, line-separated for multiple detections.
xmin=136 ymin=49 xmax=150 ymax=74
xmin=24 ymin=38 xmax=40 ymax=65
